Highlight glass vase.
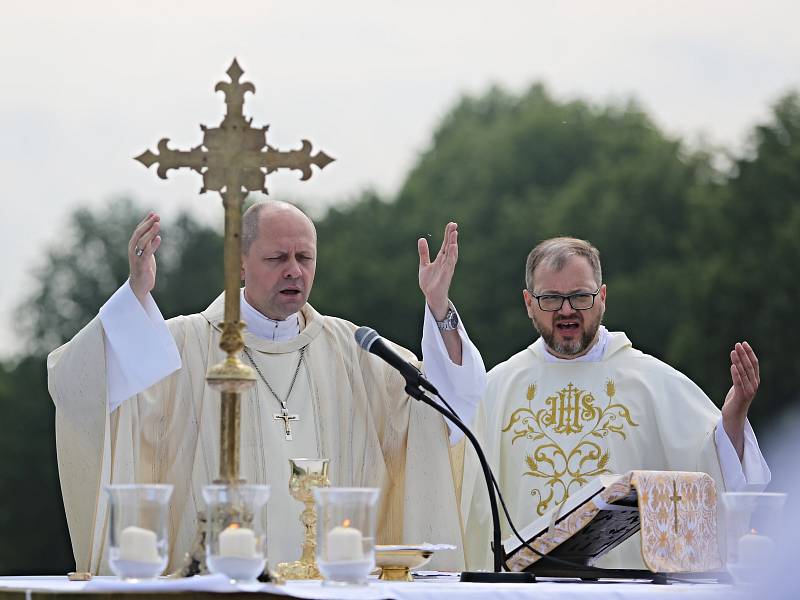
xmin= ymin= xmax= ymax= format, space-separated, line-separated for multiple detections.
xmin=202 ymin=484 xmax=271 ymax=583
xmin=721 ymin=492 xmax=786 ymax=585
xmin=314 ymin=487 xmax=380 ymax=586
xmin=105 ymin=484 xmax=173 ymax=580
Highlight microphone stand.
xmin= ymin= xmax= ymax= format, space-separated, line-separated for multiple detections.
xmin=403 ymin=383 xmax=536 ymax=583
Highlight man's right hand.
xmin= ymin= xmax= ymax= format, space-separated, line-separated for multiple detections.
xmin=129 ymin=212 xmax=161 ymax=304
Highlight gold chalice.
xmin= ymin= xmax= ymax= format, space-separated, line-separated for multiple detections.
xmin=276 ymin=458 xmax=330 ymax=579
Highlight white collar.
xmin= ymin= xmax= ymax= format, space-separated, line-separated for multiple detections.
xmin=542 ymin=325 xmax=610 ymax=363
xmin=240 ymin=288 xmax=300 ymax=342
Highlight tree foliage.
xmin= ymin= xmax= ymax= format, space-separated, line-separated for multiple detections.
xmin=669 ymin=93 xmax=800 ymax=412
xmin=18 ymin=198 xmax=224 ymax=355
xmin=0 ymin=356 xmax=72 ymax=573
xmin=316 ymin=85 xmax=710 ymax=368
xmin=316 ymin=85 xmax=799 ymax=425
xmin=2 ymin=199 xmax=224 ymax=574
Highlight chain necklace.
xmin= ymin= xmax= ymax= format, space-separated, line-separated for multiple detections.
xmin=243 ymin=346 xmax=306 ymax=441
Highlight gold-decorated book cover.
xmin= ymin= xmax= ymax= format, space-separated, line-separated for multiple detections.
xmin=503 ymin=470 xmax=723 ymax=573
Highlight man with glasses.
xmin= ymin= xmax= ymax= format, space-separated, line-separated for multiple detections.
xmin=460 ymin=237 xmax=770 ymax=570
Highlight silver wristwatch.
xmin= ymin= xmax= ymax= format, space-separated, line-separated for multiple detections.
xmin=436 ymin=307 xmax=459 ymax=331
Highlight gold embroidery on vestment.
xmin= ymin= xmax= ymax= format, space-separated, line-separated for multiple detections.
xmin=502 ymin=379 xmax=638 ymax=516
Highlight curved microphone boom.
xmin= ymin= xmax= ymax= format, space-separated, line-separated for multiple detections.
xmin=354 ymin=325 xmax=535 ymax=582
xmin=353 ymin=326 xmax=655 ymax=583
xmin=354 ymin=326 xmax=439 ymax=395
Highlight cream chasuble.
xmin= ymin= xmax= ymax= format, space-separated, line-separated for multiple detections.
xmin=461 ymin=331 xmax=728 ymax=571
xmin=48 ymin=293 xmax=464 ymax=574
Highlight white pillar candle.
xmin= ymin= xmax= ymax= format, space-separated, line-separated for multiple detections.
xmin=326 ymin=524 xmax=364 ymax=562
xmin=119 ymin=526 xmax=160 ymax=563
xmin=219 ymin=525 xmax=257 ymax=558
xmin=738 ymin=531 xmax=775 ymax=566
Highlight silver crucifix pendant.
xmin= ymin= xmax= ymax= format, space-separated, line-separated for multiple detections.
xmin=274 ymin=405 xmax=299 ymax=441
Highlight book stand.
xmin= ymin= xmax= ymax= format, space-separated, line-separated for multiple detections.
xmin=505 ymin=471 xmax=729 ymax=584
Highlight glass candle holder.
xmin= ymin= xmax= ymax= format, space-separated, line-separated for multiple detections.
xmin=203 ymin=484 xmax=271 ymax=582
xmin=105 ymin=484 xmax=173 ymax=580
xmin=721 ymin=492 xmax=786 ymax=585
xmin=314 ymin=487 xmax=380 ymax=586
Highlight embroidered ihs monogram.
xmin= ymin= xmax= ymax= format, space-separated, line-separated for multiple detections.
xmin=502 ymin=380 xmax=638 ymax=516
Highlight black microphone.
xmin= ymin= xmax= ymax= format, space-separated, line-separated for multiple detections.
xmin=354 ymin=326 xmax=439 ymax=395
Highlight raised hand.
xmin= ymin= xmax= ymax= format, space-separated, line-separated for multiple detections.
xmin=418 ymin=222 xmax=458 ymax=320
xmin=128 ymin=212 xmax=162 ymax=304
xmin=721 ymin=341 xmax=760 ymax=459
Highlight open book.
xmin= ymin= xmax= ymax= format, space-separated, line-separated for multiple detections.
xmin=502 ymin=473 xmax=640 ymax=570
xmin=502 ymin=470 xmax=722 ymax=574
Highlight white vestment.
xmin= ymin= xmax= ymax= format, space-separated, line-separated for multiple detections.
xmin=461 ymin=329 xmax=770 ymax=570
xmin=48 ymin=284 xmax=485 ymax=574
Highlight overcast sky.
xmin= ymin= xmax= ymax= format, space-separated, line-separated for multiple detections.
xmin=2 ymin=1 xmax=799 ymax=356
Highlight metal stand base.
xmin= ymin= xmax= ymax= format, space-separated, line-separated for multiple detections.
xmin=524 ymin=564 xmax=730 ymax=585
xmin=275 ymin=560 xmax=321 ymax=581
xmin=459 ymin=559 xmax=729 ymax=585
xmin=460 ymin=571 xmax=537 ymax=583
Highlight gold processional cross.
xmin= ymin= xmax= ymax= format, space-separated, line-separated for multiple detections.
xmin=136 ymin=59 xmax=333 ymax=483
xmin=670 ymin=480 xmax=682 ymax=534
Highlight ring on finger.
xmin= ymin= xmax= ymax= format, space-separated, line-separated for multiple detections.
xmin=135 ymin=245 xmax=144 ymax=257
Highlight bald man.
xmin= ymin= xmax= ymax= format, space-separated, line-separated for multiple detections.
xmin=48 ymin=201 xmax=485 ymax=574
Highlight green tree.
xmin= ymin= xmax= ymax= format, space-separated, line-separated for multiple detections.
xmin=314 ymin=85 xmax=709 ymax=370
xmin=2 ymin=200 xmax=224 ymax=574
xmin=670 ymin=93 xmax=800 ymax=422
xmin=18 ymin=198 xmax=224 ymax=355
xmin=0 ymin=356 xmax=72 ymax=574
xmin=313 ymin=84 xmax=799 ymax=427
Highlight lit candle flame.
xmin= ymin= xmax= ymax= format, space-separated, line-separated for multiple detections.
xmin=750 ymin=528 xmax=758 ymax=535
xmin=342 ymin=519 xmax=351 ymax=528
xmin=228 ymin=523 xmax=241 ymax=530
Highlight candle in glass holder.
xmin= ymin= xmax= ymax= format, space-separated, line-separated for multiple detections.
xmin=326 ymin=519 xmax=364 ymax=562
xmin=738 ymin=529 xmax=775 ymax=566
xmin=219 ymin=524 xmax=257 ymax=558
xmin=119 ymin=526 xmax=160 ymax=563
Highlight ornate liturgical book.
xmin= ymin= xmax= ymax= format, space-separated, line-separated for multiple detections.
xmin=504 ymin=470 xmax=723 ymax=573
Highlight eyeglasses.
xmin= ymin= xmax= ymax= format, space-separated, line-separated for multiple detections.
xmin=528 ymin=287 xmax=601 ymax=312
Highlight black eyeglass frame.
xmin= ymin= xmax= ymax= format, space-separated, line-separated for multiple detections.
xmin=528 ymin=287 xmax=601 ymax=312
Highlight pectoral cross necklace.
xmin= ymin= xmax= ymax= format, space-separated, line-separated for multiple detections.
xmin=244 ymin=346 xmax=306 ymax=441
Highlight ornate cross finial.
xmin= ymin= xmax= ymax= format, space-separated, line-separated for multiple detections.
xmin=135 ymin=58 xmax=334 ymax=197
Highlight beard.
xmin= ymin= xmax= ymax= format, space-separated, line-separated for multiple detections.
xmin=532 ymin=308 xmax=604 ymax=357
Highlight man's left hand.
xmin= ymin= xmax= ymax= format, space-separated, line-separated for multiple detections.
xmin=418 ymin=222 xmax=458 ymax=320
xmin=721 ymin=341 xmax=760 ymax=460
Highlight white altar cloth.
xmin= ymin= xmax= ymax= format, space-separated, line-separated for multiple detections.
xmin=0 ymin=575 xmax=743 ymax=600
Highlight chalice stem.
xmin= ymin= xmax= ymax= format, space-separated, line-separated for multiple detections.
xmin=300 ymin=503 xmax=317 ymax=563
